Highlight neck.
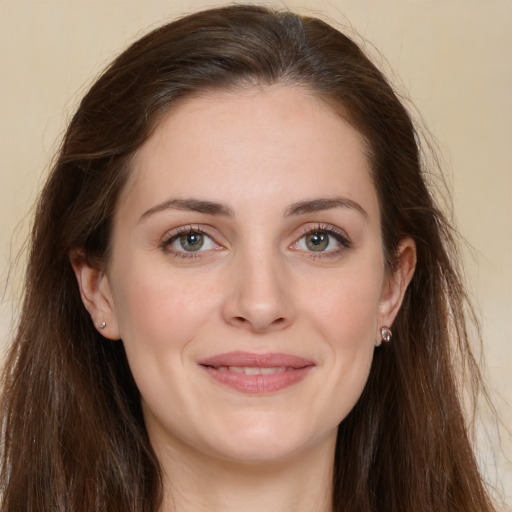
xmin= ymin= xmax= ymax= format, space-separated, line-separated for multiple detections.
xmin=156 ymin=436 xmax=336 ymax=512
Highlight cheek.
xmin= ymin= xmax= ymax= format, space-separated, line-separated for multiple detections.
xmin=111 ymin=266 xmax=221 ymax=360
xmin=301 ymin=263 xmax=384 ymax=348
xmin=295 ymin=260 xmax=383 ymax=417
xmin=110 ymin=270 xmax=223 ymax=418
xmin=320 ymin=277 xmax=379 ymax=373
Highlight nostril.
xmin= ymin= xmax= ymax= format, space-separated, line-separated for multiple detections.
xmin=230 ymin=315 xmax=288 ymax=332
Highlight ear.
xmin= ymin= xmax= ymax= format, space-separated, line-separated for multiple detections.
xmin=377 ymin=237 xmax=417 ymax=344
xmin=69 ymin=249 xmax=121 ymax=340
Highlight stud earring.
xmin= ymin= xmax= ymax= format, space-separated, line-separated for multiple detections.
xmin=380 ymin=326 xmax=392 ymax=343
xmin=99 ymin=321 xmax=106 ymax=330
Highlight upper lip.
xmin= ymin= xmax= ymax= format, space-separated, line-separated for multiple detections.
xmin=198 ymin=351 xmax=315 ymax=369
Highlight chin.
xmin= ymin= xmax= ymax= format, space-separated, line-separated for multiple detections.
xmin=202 ymin=414 xmax=333 ymax=465
xmin=210 ymin=439 xmax=307 ymax=466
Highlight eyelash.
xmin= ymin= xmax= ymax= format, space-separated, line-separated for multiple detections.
xmin=160 ymin=223 xmax=352 ymax=260
xmin=160 ymin=225 xmax=220 ymax=259
xmin=294 ymin=224 xmax=352 ymax=259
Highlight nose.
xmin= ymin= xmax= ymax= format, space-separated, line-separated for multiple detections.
xmin=221 ymin=249 xmax=294 ymax=333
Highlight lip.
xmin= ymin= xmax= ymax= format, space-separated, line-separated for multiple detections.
xmin=198 ymin=351 xmax=315 ymax=394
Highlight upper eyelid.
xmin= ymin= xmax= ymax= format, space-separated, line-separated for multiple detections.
xmin=162 ymin=224 xmax=220 ymax=243
xmin=295 ymin=223 xmax=351 ymax=242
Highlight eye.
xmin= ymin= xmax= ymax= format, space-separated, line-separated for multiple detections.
xmin=162 ymin=227 xmax=220 ymax=256
xmin=303 ymin=231 xmax=330 ymax=251
xmin=175 ymin=232 xmax=208 ymax=252
xmin=292 ymin=225 xmax=351 ymax=255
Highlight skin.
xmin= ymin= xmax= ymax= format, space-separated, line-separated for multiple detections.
xmin=72 ymin=86 xmax=416 ymax=512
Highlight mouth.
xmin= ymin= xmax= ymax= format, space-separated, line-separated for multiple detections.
xmin=198 ymin=352 xmax=315 ymax=394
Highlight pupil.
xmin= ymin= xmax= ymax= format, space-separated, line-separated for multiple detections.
xmin=307 ymin=232 xmax=328 ymax=251
xmin=311 ymin=233 xmax=324 ymax=245
xmin=181 ymin=232 xmax=204 ymax=251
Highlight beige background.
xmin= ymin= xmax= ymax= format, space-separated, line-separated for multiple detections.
xmin=0 ymin=0 xmax=510 ymax=507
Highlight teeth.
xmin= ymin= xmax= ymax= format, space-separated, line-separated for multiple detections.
xmin=227 ymin=366 xmax=245 ymax=374
xmin=260 ymin=367 xmax=286 ymax=375
xmin=242 ymin=367 xmax=260 ymax=375
xmin=223 ymin=366 xmax=287 ymax=375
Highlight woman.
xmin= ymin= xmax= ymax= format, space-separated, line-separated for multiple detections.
xmin=0 ymin=4 xmax=497 ymax=511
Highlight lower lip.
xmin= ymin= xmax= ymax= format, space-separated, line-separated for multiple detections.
xmin=201 ymin=366 xmax=313 ymax=394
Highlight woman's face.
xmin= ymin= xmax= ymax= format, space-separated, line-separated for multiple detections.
xmin=78 ymin=86 xmax=414 ymax=465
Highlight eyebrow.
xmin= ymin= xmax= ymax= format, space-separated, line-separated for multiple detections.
xmin=284 ymin=197 xmax=369 ymax=220
xmin=139 ymin=196 xmax=369 ymax=222
xmin=139 ymin=198 xmax=235 ymax=222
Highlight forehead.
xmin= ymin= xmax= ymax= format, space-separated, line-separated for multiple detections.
xmin=120 ymin=85 xmax=378 ymax=222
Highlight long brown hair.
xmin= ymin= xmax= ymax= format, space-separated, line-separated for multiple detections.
xmin=0 ymin=5 xmax=496 ymax=511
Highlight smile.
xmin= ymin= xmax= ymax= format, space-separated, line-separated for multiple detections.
xmin=198 ymin=352 xmax=315 ymax=394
